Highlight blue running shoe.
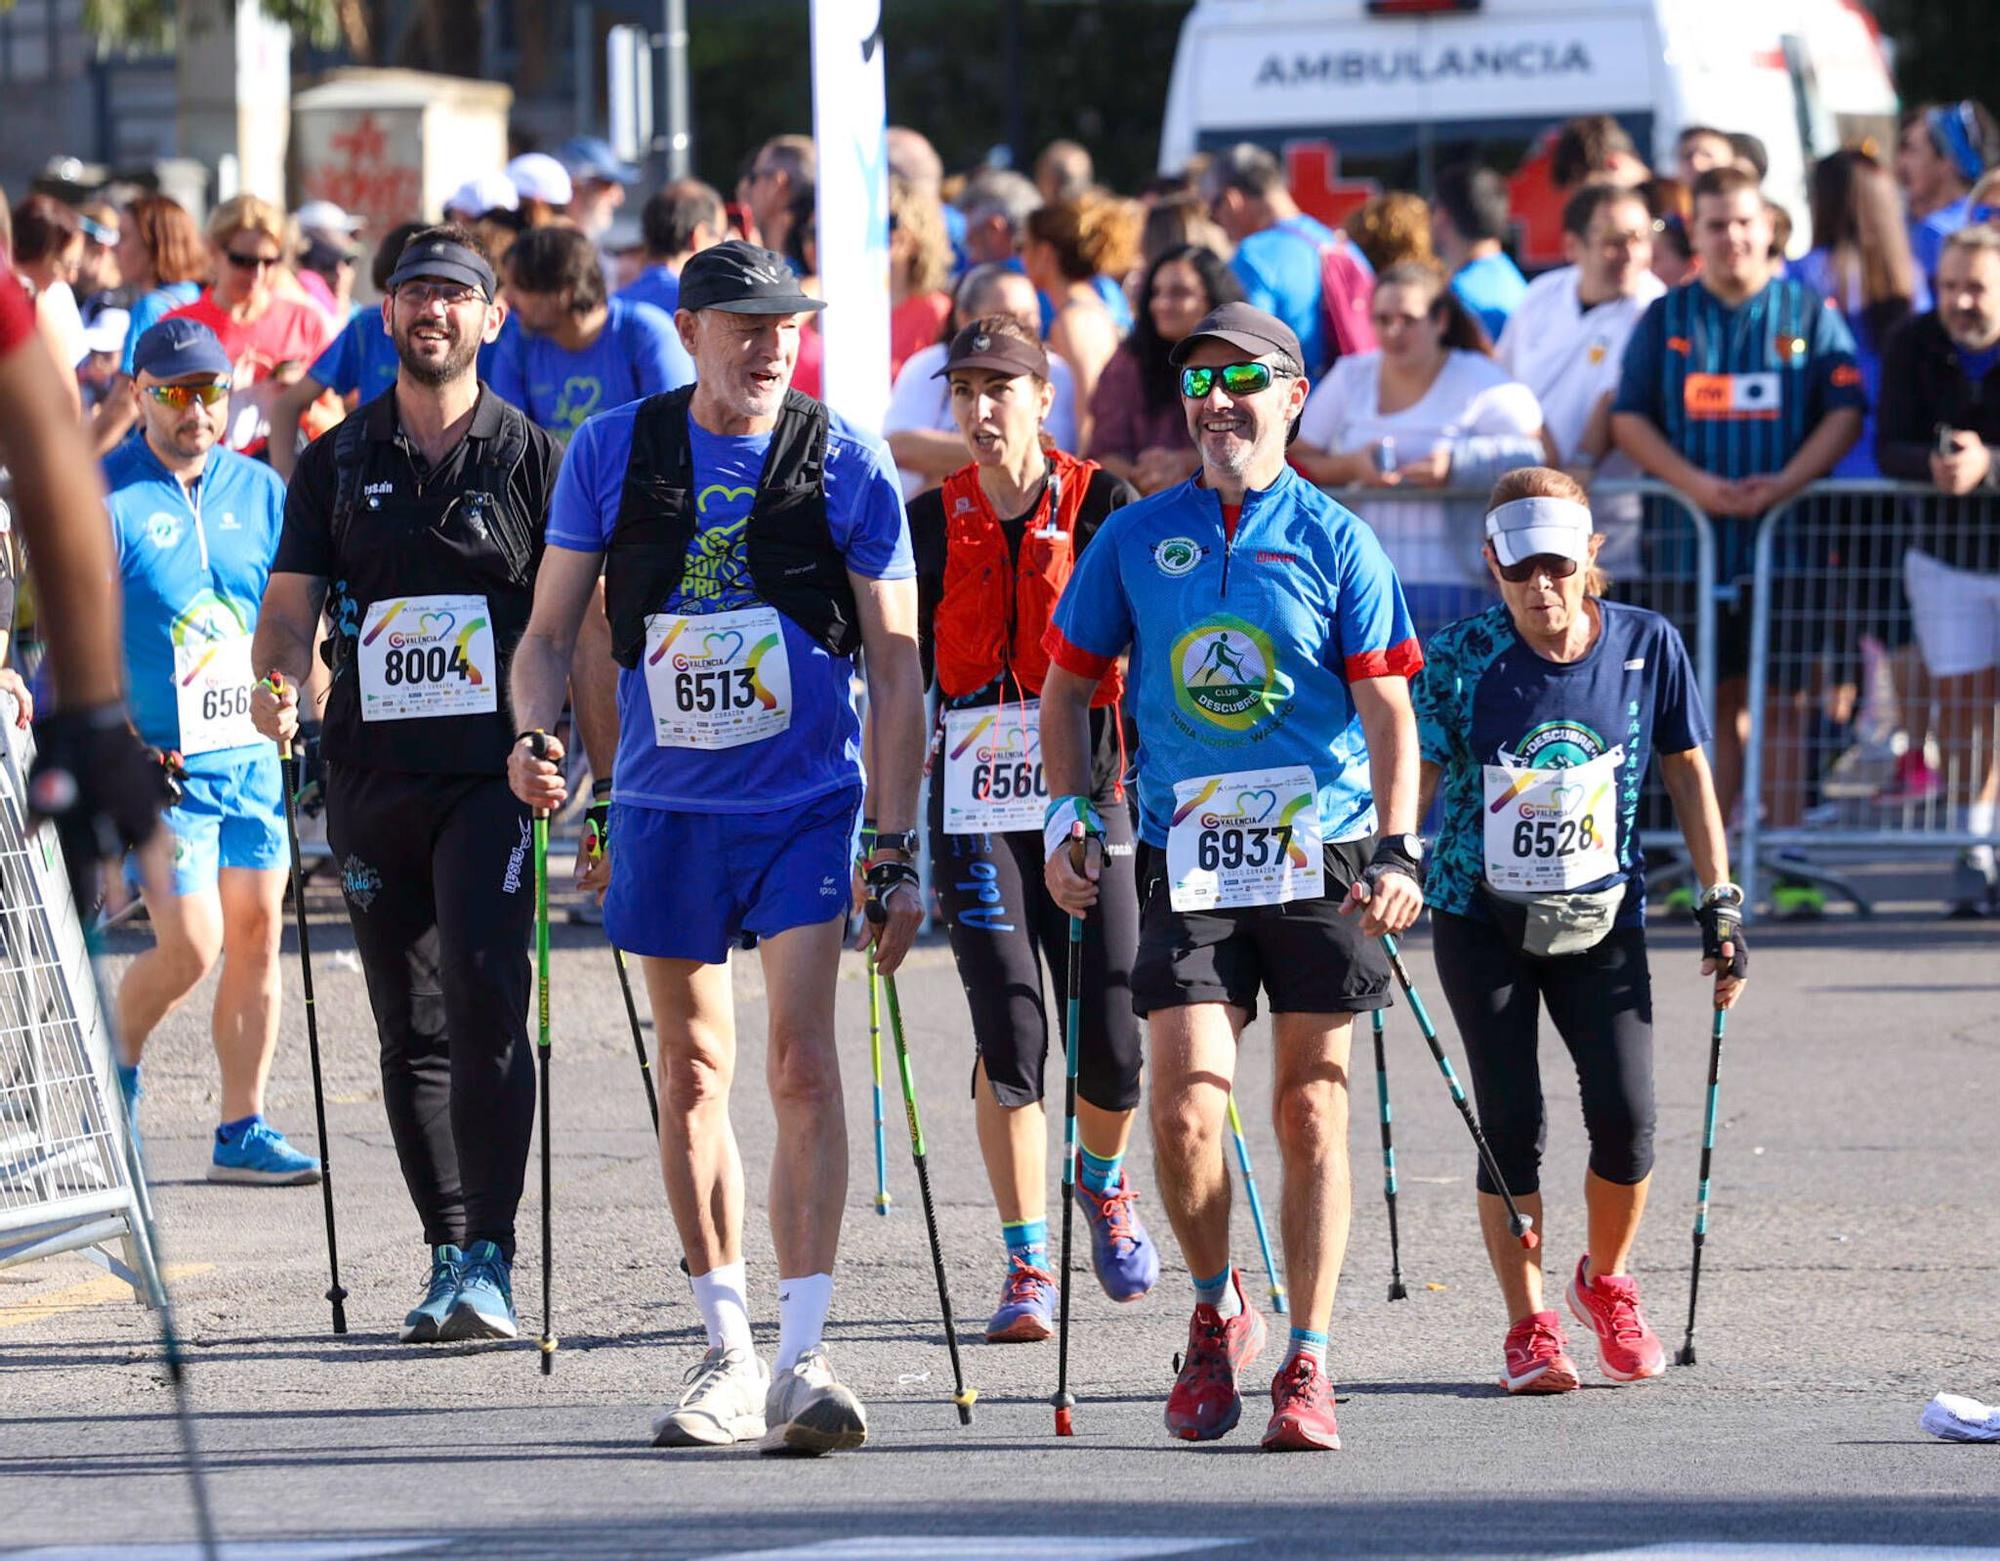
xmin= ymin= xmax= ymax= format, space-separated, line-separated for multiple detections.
xmin=1075 ymin=1168 xmax=1161 ymax=1302
xmin=207 ymin=1118 xmax=322 ymax=1186
xmin=442 ymin=1239 xmax=518 ymax=1341
xmin=985 ymin=1255 xmax=1057 ymax=1342
xmin=401 ymin=1244 xmax=466 ymax=1344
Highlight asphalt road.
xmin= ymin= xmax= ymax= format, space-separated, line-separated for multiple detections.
xmin=3 ymin=863 xmax=1998 ymax=1560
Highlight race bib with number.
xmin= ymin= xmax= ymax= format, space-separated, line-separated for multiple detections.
xmin=173 ymin=632 xmax=257 ymax=755
xmin=1482 ymin=746 xmax=1623 ymax=893
xmin=642 ymin=604 xmax=793 ymax=750
xmin=941 ymin=701 xmax=1049 ymax=835
xmin=1166 ymin=765 xmax=1325 ymax=912
xmin=357 ymin=594 xmax=498 ymax=723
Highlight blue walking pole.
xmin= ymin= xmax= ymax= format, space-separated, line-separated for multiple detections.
xmin=1676 ymin=1006 xmax=1728 ymax=1366
xmin=1225 ymin=1094 xmax=1286 ymax=1315
xmin=1372 ymin=1008 xmax=1409 ymax=1300
xmin=1379 ymin=933 xmax=1538 ymax=1251
xmin=869 ymin=955 xmax=892 ymax=1214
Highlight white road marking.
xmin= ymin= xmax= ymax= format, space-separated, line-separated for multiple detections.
xmin=3 ymin=1543 xmax=448 ymax=1561
xmin=700 ymin=1540 xmax=1238 ymax=1561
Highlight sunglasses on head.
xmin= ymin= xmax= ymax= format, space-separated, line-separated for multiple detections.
xmin=1496 ymin=553 xmax=1581 ymax=584
xmin=1180 ymin=361 xmax=1284 ymax=399
xmin=224 ymin=250 xmax=278 ymax=270
xmin=146 ymin=381 xmax=231 ymax=409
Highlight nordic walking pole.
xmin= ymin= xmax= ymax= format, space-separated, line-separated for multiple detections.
xmin=265 ymin=672 xmax=347 ymax=1334
xmin=1225 ymin=1094 xmax=1286 ymax=1315
xmin=527 ymin=731 xmax=557 ymax=1374
xmin=1373 ymin=1008 xmax=1409 ymax=1300
xmin=1053 ymin=827 xmax=1084 ymax=1435
xmin=582 ymin=807 xmax=660 ymax=1137
xmin=869 ymin=957 xmax=891 ymax=1214
xmin=1379 ymin=934 xmax=1538 ymax=1251
xmin=873 ymin=956 xmax=976 ymax=1425
xmin=1676 ymin=1006 xmax=1727 ymax=1367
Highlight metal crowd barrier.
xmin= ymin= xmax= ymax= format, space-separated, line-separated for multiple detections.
xmin=1332 ymin=480 xmax=1717 ymax=858
xmin=1742 ymin=482 xmax=2000 ymax=913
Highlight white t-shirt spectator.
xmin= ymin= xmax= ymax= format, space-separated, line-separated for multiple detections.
xmin=36 ymin=279 xmax=87 ymax=369
xmin=1495 ymin=264 xmax=1662 ymax=468
xmin=1298 ymin=348 xmax=1543 ymax=587
xmin=883 ymin=340 xmax=1080 ymax=500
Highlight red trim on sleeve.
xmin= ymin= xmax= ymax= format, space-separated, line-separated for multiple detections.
xmin=1344 ymin=637 xmax=1425 ymax=683
xmin=1042 ymin=623 xmax=1116 ymax=682
xmin=0 ymin=264 xmax=35 ymax=357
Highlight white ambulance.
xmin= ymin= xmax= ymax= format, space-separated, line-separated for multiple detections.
xmin=1158 ymin=0 xmax=1900 ymax=265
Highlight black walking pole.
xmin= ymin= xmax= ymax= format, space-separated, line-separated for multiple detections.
xmin=1372 ymin=1008 xmax=1409 ymax=1300
xmin=1676 ymin=1006 xmax=1727 ymax=1366
xmin=1052 ymin=875 xmax=1083 ymax=1436
xmin=266 ymin=672 xmax=347 ymax=1333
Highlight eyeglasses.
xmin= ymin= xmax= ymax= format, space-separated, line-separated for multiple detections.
xmin=145 ymin=381 xmax=231 ymax=409
xmin=396 ymin=281 xmax=485 ymax=308
xmin=224 ymin=250 xmax=278 ymax=271
xmin=1496 ymin=553 xmax=1581 ymax=584
xmin=1180 ymin=361 xmax=1285 ymax=399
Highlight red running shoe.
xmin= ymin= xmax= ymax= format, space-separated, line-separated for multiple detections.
xmin=1566 ymin=1254 xmax=1666 ymax=1382
xmin=1164 ymin=1268 xmax=1266 ymax=1441
xmin=1260 ymin=1352 xmax=1342 ymax=1451
xmin=1501 ymin=1310 xmax=1580 ymax=1394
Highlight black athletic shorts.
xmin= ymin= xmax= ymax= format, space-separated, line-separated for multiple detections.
xmin=1130 ymin=836 xmax=1392 ymax=1023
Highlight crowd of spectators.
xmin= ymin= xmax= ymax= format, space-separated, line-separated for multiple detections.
xmin=3 ymin=103 xmax=1999 ymax=914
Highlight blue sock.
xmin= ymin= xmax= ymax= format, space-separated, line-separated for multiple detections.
xmin=1078 ymin=1144 xmax=1124 ymax=1196
xmin=1193 ymin=1264 xmax=1241 ymax=1318
xmin=1003 ymin=1217 xmax=1049 ymax=1271
xmin=116 ymin=1063 xmax=140 ymax=1102
xmin=1288 ymin=1327 xmax=1328 ymax=1366
xmin=215 ymin=1113 xmax=262 ymax=1145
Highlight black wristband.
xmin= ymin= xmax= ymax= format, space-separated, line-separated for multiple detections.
xmin=591 ymin=777 xmax=613 ymax=801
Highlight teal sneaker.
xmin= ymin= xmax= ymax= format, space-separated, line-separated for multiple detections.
xmin=207 ymin=1117 xmax=322 ymax=1186
xmin=400 ymin=1244 xmax=466 ymax=1344
xmin=442 ymin=1239 xmax=518 ymax=1341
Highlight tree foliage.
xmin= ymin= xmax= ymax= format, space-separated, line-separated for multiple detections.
xmin=1872 ymin=0 xmax=2000 ymax=110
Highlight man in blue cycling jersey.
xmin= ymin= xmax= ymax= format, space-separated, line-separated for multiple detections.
xmin=1042 ymin=303 xmax=1425 ymax=1453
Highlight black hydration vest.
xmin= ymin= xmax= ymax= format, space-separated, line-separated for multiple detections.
xmin=602 ymin=386 xmax=859 ymax=669
xmin=320 ymin=394 xmax=542 ymax=776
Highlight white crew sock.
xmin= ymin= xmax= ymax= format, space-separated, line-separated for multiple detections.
xmin=688 ymin=1259 xmax=754 ymax=1353
xmin=1968 ymin=800 xmax=1996 ymax=871
xmin=775 ymin=1272 xmax=834 ymax=1372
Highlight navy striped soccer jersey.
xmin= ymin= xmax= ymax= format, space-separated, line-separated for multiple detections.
xmin=1613 ymin=277 xmax=1865 ymax=570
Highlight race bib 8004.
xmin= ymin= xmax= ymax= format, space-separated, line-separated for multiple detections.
xmin=357 ymin=594 xmax=498 ymax=723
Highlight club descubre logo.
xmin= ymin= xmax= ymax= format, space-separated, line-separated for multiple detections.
xmin=1153 ymin=536 xmax=1204 ymax=576
xmin=1172 ymin=615 xmax=1282 ymax=733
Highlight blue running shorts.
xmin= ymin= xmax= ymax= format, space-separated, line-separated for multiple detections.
xmin=138 ymin=750 xmax=288 ymax=897
xmin=605 ymin=785 xmax=861 ymax=964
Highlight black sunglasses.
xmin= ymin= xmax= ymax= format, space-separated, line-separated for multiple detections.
xmin=224 ymin=250 xmax=278 ymax=270
xmin=1496 ymin=553 xmax=1581 ymax=584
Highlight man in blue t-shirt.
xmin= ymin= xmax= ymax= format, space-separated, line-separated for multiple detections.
xmin=489 ymin=225 xmax=694 ymax=443
xmin=1433 ymin=163 xmax=1528 ymax=342
xmin=617 ymin=178 xmax=729 ymax=319
xmin=1042 ymin=302 xmax=1425 ymax=1454
xmin=507 ymin=240 xmax=924 ymax=1457
xmin=1202 ymin=144 xmax=1350 ymax=378
xmin=1611 ymin=164 xmax=1865 ymax=845
xmin=106 ymin=317 xmax=320 ymax=1187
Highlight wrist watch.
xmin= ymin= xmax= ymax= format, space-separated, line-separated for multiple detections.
xmin=1377 ymin=833 xmax=1425 ymax=866
xmin=1699 ymin=882 xmax=1744 ymax=907
xmin=871 ymin=828 xmax=919 ymax=858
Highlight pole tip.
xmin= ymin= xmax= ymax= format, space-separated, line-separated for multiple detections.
xmin=1675 ymin=1344 xmax=1697 ymax=1367
xmin=539 ymin=1335 xmax=558 ymax=1374
xmin=1520 ymin=1228 xmax=1540 ymax=1250
xmin=874 ymin=1194 xmax=893 ymax=1215
xmin=1054 ymin=1406 xmax=1074 ymax=1436
xmin=1388 ymin=1281 xmax=1409 ymax=1302
xmin=1271 ymin=1288 xmax=1288 ymax=1315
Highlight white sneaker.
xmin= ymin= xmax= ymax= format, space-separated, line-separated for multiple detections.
xmin=651 ymin=1345 xmax=770 ymax=1447
xmin=1921 ymin=1392 xmax=2000 ymax=1442
xmin=760 ymin=1346 xmax=868 ymax=1455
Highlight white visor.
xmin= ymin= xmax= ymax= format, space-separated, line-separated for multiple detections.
xmin=1485 ymin=496 xmax=1593 ymax=567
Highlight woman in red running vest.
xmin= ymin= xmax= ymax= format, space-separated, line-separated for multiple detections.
xmin=904 ymin=314 xmax=1161 ymax=1342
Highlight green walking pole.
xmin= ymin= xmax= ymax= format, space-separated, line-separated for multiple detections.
xmin=1225 ymin=1094 xmax=1286 ymax=1316
xmin=870 ymin=959 xmax=892 ymax=1215
xmin=1676 ymin=1007 xmax=1728 ymax=1366
xmin=527 ymin=732 xmax=557 ymax=1374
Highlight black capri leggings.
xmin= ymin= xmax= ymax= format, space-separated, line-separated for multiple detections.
xmin=929 ymin=780 xmax=1142 ymax=1112
xmin=1430 ymin=908 xmax=1656 ymax=1196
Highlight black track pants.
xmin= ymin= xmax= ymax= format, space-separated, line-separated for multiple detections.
xmin=1430 ymin=908 xmax=1657 ymax=1196
xmin=324 ymin=763 xmax=536 ymax=1257
xmin=930 ymin=782 xmax=1143 ymax=1112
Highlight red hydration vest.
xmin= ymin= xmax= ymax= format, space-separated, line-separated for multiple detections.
xmin=933 ymin=449 xmax=1123 ymax=707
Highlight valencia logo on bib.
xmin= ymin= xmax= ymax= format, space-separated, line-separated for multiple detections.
xmin=1172 ymin=615 xmax=1282 ymax=734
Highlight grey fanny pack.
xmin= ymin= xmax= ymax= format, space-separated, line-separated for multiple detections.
xmin=1478 ymin=880 xmax=1626 ymax=958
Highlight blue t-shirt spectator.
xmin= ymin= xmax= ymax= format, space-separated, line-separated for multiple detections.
xmin=487 ymin=297 xmax=695 ymax=443
xmin=1791 ymin=247 xmax=1924 ymax=479
xmin=618 ymin=265 xmax=681 ymax=317
xmin=1452 ymin=250 xmax=1529 ymax=343
xmin=546 ymin=398 xmax=912 ymax=813
xmin=1912 ymin=196 xmax=1972 ymax=292
xmin=308 ymin=309 xmax=402 ymax=402
xmin=1229 ymin=214 xmax=1342 ymax=377
xmin=119 ymin=282 xmax=203 ymax=376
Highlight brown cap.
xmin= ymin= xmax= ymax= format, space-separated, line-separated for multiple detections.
xmin=1167 ymin=301 xmax=1304 ymax=369
xmin=932 ymin=321 xmax=1049 ymax=380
